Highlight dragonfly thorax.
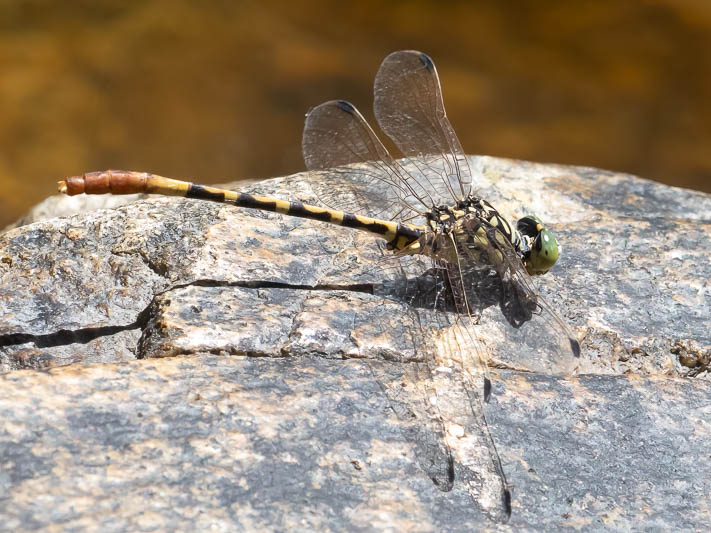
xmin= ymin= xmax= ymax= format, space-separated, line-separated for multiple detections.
xmin=411 ymin=197 xmax=540 ymax=327
xmin=417 ymin=196 xmax=559 ymax=276
xmin=412 ymin=196 xmax=517 ymax=266
xmin=424 ymin=196 xmax=517 ymax=249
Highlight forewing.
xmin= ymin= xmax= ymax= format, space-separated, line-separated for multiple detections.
xmin=374 ymin=50 xmax=473 ymax=204
xmin=302 ymin=100 xmax=435 ymax=222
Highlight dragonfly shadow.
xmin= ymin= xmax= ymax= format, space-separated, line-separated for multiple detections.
xmin=373 ymin=265 xmax=535 ymax=330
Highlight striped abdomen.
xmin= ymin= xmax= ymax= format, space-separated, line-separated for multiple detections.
xmin=58 ymin=170 xmax=423 ymax=250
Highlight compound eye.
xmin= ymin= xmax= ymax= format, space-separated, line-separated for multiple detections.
xmin=528 ymin=229 xmax=559 ymax=275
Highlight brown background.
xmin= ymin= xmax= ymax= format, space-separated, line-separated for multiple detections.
xmin=1 ymin=0 xmax=710 ymax=228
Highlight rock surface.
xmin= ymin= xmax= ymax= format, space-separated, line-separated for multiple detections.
xmin=0 ymin=156 xmax=709 ymax=531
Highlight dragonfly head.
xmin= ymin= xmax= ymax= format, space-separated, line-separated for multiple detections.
xmin=517 ymin=215 xmax=559 ymax=275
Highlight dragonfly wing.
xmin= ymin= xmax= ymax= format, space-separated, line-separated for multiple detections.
xmin=374 ymin=51 xmax=579 ymax=371
xmin=457 ymin=221 xmax=581 ymax=375
xmin=372 ymin=252 xmax=511 ymax=520
xmin=374 ymin=50 xmax=473 ymax=204
xmin=302 ymin=100 xmax=435 ymax=222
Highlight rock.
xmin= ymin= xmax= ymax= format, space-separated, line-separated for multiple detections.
xmin=0 ymin=192 xmax=146 ymax=234
xmin=0 ymin=156 xmax=709 ymax=530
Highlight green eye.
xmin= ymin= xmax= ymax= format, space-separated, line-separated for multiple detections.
xmin=525 ymin=229 xmax=559 ymax=275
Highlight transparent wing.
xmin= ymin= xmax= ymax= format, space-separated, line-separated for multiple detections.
xmin=302 ymin=100 xmax=437 ymax=223
xmin=374 ymin=50 xmax=473 ymax=204
xmin=455 ymin=220 xmax=581 ymax=374
xmin=371 ymin=251 xmax=511 ymax=518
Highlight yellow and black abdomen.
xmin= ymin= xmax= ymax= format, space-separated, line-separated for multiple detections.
xmin=58 ymin=170 xmax=424 ymax=249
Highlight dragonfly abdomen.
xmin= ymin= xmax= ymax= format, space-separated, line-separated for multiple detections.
xmin=58 ymin=170 xmax=423 ymax=248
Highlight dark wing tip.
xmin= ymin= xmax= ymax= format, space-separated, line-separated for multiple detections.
xmin=503 ymin=488 xmax=512 ymax=519
xmin=484 ymin=377 xmax=492 ymax=403
xmin=418 ymin=52 xmax=435 ymax=72
xmin=335 ymin=100 xmax=356 ymax=114
xmin=570 ymin=338 xmax=581 ymax=357
xmin=447 ymin=454 xmax=455 ymax=485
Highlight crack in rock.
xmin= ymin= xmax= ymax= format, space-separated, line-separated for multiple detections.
xmin=0 ymin=280 xmax=377 ymax=352
xmin=0 ymin=306 xmax=153 ymax=349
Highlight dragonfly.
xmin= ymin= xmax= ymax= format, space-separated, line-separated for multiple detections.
xmin=58 ymin=50 xmax=580 ymax=520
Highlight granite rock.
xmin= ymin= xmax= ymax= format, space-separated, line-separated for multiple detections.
xmin=0 ymin=156 xmax=709 ymax=531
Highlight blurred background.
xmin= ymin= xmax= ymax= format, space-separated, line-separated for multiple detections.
xmin=1 ymin=0 xmax=710 ymax=228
